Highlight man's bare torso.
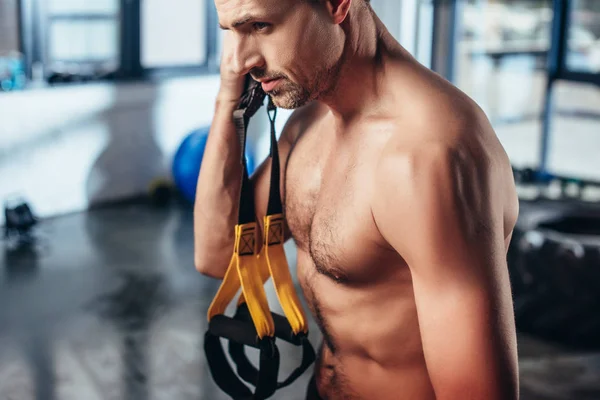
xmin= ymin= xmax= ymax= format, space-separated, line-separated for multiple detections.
xmin=278 ymin=59 xmax=519 ymax=400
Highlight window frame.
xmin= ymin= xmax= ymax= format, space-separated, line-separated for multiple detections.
xmin=18 ymin=0 xmax=220 ymax=85
xmin=539 ymin=0 xmax=600 ymax=173
xmin=430 ymin=0 xmax=600 ymax=177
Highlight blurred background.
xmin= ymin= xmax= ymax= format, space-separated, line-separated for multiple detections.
xmin=1 ymin=0 xmax=600 ymax=399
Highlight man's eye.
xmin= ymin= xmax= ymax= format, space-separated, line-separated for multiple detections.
xmin=253 ymin=22 xmax=269 ymax=31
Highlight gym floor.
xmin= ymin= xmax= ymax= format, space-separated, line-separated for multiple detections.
xmin=1 ymin=200 xmax=599 ymax=400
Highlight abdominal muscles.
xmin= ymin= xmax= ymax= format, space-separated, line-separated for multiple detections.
xmin=296 ymin=250 xmax=436 ymax=400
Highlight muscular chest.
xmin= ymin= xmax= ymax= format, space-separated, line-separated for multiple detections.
xmin=283 ymin=131 xmax=392 ymax=284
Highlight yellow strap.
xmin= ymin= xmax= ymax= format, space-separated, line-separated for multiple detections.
xmin=208 ymin=223 xmax=275 ymax=338
xmin=263 ymin=214 xmax=309 ymax=335
xmin=236 ymin=241 xmax=271 ymax=307
xmin=207 ymin=227 xmax=241 ymax=320
xmin=207 ymin=252 xmax=241 ymax=320
xmin=235 ymin=223 xmax=275 ymax=338
xmin=209 ymin=218 xmax=308 ymax=338
xmin=238 ymin=214 xmax=309 ymax=334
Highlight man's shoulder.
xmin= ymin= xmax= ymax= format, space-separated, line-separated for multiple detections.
xmin=380 ymin=64 xmax=496 ymax=178
xmin=387 ymin=60 xmax=488 ymax=138
xmin=372 ymin=128 xmax=496 ymax=245
xmin=375 ymin=108 xmax=494 ymax=198
xmin=375 ymin=137 xmax=458 ymax=190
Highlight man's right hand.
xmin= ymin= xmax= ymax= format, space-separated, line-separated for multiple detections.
xmin=216 ymin=31 xmax=248 ymax=106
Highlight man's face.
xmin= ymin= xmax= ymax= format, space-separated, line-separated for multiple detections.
xmin=216 ymin=0 xmax=344 ymax=109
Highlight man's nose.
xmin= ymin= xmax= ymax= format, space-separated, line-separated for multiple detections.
xmin=231 ymin=36 xmax=264 ymax=76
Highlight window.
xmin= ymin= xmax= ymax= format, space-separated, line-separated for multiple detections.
xmin=446 ymin=0 xmax=553 ymax=168
xmin=141 ymin=0 xmax=207 ymax=68
xmin=370 ymin=0 xmax=433 ymax=68
xmin=370 ymin=1 xmax=402 ymax=41
xmin=433 ymin=0 xmax=600 ymax=176
xmin=453 ymin=0 xmax=552 ymax=119
xmin=46 ymin=0 xmax=120 ymax=80
xmin=566 ymin=0 xmax=600 ymax=73
xmin=546 ymin=0 xmax=600 ymax=178
xmin=16 ymin=0 xmax=218 ymax=86
xmin=415 ymin=0 xmax=435 ymax=69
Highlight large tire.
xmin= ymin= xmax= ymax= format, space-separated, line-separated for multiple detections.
xmin=508 ymin=199 xmax=600 ymax=350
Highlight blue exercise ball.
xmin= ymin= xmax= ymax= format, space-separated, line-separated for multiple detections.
xmin=173 ymin=126 xmax=255 ymax=203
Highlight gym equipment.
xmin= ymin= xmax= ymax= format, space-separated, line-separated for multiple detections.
xmin=172 ymin=127 xmax=256 ymax=203
xmin=508 ymin=199 xmax=600 ymax=350
xmin=0 ymin=53 xmax=26 ymax=92
xmin=203 ymin=77 xmax=315 ymax=399
xmin=148 ymin=178 xmax=173 ymax=207
xmin=4 ymin=198 xmax=37 ymax=245
xmin=512 ymin=166 xmax=600 ymax=202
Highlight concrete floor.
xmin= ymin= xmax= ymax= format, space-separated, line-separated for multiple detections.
xmin=1 ymin=201 xmax=599 ymax=400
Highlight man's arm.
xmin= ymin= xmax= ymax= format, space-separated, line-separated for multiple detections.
xmin=194 ymin=101 xmax=313 ymax=278
xmin=372 ymin=142 xmax=519 ymax=400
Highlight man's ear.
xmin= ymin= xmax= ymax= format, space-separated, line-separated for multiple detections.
xmin=323 ymin=0 xmax=352 ymax=25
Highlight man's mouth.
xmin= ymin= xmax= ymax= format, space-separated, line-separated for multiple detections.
xmin=261 ymin=78 xmax=282 ymax=92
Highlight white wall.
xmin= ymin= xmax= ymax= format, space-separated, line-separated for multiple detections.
xmin=0 ymin=76 xmax=290 ymax=225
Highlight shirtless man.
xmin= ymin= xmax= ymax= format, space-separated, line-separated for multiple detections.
xmin=194 ymin=0 xmax=520 ymax=398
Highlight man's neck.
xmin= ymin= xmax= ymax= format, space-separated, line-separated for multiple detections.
xmin=319 ymin=6 xmax=406 ymax=125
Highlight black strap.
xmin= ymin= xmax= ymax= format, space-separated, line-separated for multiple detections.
xmin=204 ymin=331 xmax=280 ymax=400
xmin=204 ymin=332 xmax=255 ymax=399
xmin=234 ymin=78 xmax=267 ymax=225
xmin=228 ymin=304 xmax=316 ymax=390
xmin=205 ymin=309 xmax=280 ymax=400
xmin=232 ymin=303 xmax=303 ymax=345
xmin=266 ymin=97 xmax=283 ymax=216
xmin=234 ymin=110 xmax=258 ymax=226
xmin=234 ymin=85 xmax=283 ymax=224
xmin=229 ymin=334 xmax=315 ymax=391
xmin=209 ymin=314 xmax=263 ymax=348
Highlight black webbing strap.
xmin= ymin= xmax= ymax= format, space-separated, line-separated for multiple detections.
xmin=228 ymin=304 xmax=316 ymax=390
xmin=234 ymin=76 xmax=267 ymax=225
xmin=204 ymin=326 xmax=279 ymax=400
xmin=234 ymin=80 xmax=283 ymax=223
xmin=228 ymin=343 xmax=313 ymax=390
xmin=234 ymin=118 xmax=257 ymax=225
xmin=266 ymin=97 xmax=283 ymax=216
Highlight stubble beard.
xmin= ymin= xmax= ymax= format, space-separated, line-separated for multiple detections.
xmin=268 ymin=57 xmax=344 ymax=109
